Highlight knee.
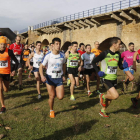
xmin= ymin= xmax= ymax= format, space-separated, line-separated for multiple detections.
xmin=49 ymin=94 xmax=55 ymax=99
xmin=4 ymin=88 xmax=8 ymax=92
xmin=112 ymin=94 xmax=119 ymax=100
xmin=58 ymin=96 xmax=63 ymax=100
xmin=71 ymin=81 xmax=75 ymax=86
xmin=130 ymin=76 xmax=134 ymax=81
xmin=18 ymin=69 xmax=22 ymax=74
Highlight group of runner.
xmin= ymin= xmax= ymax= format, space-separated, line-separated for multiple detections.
xmin=0 ymin=35 xmax=139 ymax=118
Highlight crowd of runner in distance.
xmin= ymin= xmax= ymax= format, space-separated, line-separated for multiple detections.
xmin=0 ymin=35 xmax=139 ymax=118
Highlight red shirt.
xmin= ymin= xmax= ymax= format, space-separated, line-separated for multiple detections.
xmin=78 ymin=50 xmax=86 ymax=55
xmin=138 ymin=49 xmax=140 ymax=54
xmin=9 ymin=43 xmax=24 ymax=55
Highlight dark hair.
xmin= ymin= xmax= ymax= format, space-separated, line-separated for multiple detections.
xmin=36 ymin=41 xmax=41 ymax=45
xmin=71 ymin=41 xmax=78 ymax=46
xmin=69 ymin=43 xmax=72 ymax=47
xmin=50 ymin=43 xmax=53 ymax=45
xmin=31 ymin=45 xmax=35 ymax=48
xmin=110 ymin=37 xmax=121 ymax=46
xmin=79 ymin=43 xmax=84 ymax=48
xmin=85 ymin=44 xmax=91 ymax=49
xmin=128 ymin=42 xmax=134 ymax=46
xmin=52 ymin=38 xmax=61 ymax=44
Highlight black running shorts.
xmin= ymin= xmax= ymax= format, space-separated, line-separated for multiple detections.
xmin=67 ymin=67 xmax=78 ymax=77
xmin=103 ymin=79 xmax=117 ymax=90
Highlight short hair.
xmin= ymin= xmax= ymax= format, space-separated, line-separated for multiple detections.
xmin=36 ymin=41 xmax=41 ymax=45
xmin=15 ymin=35 xmax=21 ymax=40
xmin=94 ymin=41 xmax=99 ymax=44
xmin=71 ymin=41 xmax=78 ymax=46
xmin=79 ymin=43 xmax=84 ymax=48
xmin=31 ymin=45 xmax=35 ymax=48
xmin=128 ymin=42 xmax=134 ymax=46
xmin=52 ymin=38 xmax=61 ymax=44
xmin=69 ymin=43 xmax=72 ymax=47
xmin=85 ymin=44 xmax=91 ymax=49
xmin=110 ymin=37 xmax=121 ymax=46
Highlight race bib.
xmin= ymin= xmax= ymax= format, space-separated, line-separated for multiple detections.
xmin=70 ymin=60 xmax=78 ymax=66
xmin=86 ymin=63 xmax=92 ymax=69
xmin=36 ymin=61 xmax=41 ymax=66
xmin=12 ymin=55 xmax=20 ymax=64
xmin=129 ymin=65 xmax=134 ymax=71
xmin=51 ymin=70 xmax=61 ymax=78
xmin=0 ymin=61 xmax=8 ymax=68
xmin=106 ymin=66 xmax=117 ymax=74
xmin=24 ymin=55 xmax=29 ymax=58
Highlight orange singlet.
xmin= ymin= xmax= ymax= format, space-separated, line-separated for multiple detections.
xmin=91 ymin=48 xmax=102 ymax=57
xmin=23 ymin=49 xmax=30 ymax=62
xmin=0 ymin=48 xmax=11 ymax=74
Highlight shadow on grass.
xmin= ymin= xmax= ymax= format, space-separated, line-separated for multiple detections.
xmin=36 ymin=119 xmax=98 ymax=140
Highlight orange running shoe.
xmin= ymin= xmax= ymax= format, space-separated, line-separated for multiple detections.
xmin=50 ymin=111 xmax=55 ymax=118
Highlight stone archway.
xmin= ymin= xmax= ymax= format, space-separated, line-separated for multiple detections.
xmin=61 ymin=41 xmax=71 ymax=51
xmin=42 ymin=39 xmax=49 ymax=47
xmin=99 ymin=37 xmax=127 ymax=53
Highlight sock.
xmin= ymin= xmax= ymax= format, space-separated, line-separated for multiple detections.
xmin=50 ymin=110 xmax=54 ymax=112
xmin=88 ymin=90 xmax=90 ymax=92
xmin=101 ymin=109 xmax=105 ymax=112
xmin=125 ymin=79 xmax=130 ymax=85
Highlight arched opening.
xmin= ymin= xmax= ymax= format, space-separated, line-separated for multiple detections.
xmin=61 ymin=41 xmax=71 ymax=51
xmin=42 ymin=39 xmax=49 ymax=47
xmin=99 ymin=37 xmax=127 ymax=53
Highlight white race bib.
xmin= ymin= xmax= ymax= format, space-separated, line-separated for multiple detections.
xmin=24 ymin=55 xmax=29 ymax=58
xmin=86 ymin=63 xmax=92 ymax=69
xmin=129 ymin=65 xmax=134 ymax=71
xmin=51 ymin=71 xmax=61 ymax=78
xmin=106 ymin=66 xmax=117 ymax=74
xmin=36 ymin=61 xmax=41 ymax=66
xmin=0 ymin=61 xmax=8 ymax=68
xmin=70 ymin=60 xmax=78 ymax=66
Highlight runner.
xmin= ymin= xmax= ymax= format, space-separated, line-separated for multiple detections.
xmin=131 ymin=49 xmax=140 ymax=108
xmin=91 ymin=41 xmax=102 ymax=94
xmin=81 ymin=44 xmax=95 ymax=97
xmin=9 ymin=36 xmax=24 ymax=90
xmin=92 ymin=37 xmax=128 ymax=117
xmin=39 ymin=37 xmax=66 ymax=118
xmin=21 ymin=44 xmax=31 ymax=73
xmin=65 ymin=41 xmax=82 ymax=100
xmin=78 ymin=43 xmax=86 ymax=82
xmin=0 ymin=36 xmax=18 ymax=113
xmin=121 ymin=42 xmax=139 ymax=92
xmin=27 ymin=41 xmax=44 ymax=99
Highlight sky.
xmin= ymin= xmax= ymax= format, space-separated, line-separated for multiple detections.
xmin=0 ymin=0 xmax=126 ymax=31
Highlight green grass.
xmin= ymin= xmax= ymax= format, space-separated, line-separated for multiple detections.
xmin=0 ymin=68 xmax=140 ymax=140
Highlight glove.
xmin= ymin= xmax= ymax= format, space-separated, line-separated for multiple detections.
xmin=123 ymin=60 xmax=128 ymax=69
xmin=98 ymin=71 xmax=105 ymax=77
xmin=132 ymin=61 xmax=136 ymax=72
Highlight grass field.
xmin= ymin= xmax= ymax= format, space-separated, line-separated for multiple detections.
xmin=0 ymin=67 xmax=140 ymax=140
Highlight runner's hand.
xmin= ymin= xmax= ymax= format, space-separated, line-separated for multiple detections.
xmin=11 ymin=70 xmax=15 ymax=76
xmin=132 ymin=61 xmax=136 ymax=72
xmin=14 ymin=52 xmax=18 ymax=55
xmin=78 ymin=66 xmax=82 ymax=72
xmin=28 ymin=65 xmax=32 ymax=70
xmin=62 ymin=76 xmax=66 ymax=82
xmin=41 ymin=76 xmax=47 ymax=82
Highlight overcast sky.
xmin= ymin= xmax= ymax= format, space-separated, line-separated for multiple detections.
xmin=0 ymin=0 xmax=126 ymax=31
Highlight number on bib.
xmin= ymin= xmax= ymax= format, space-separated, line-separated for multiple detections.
xmin=70 ymin=60 xmax=78 ymax=66
xmin=36 ymin=62 xmax=41 ymax=66
xmin=51 ymin=71 xmax=61 ymax=78
xmin=0 ymin=61 xmax=8 ymax=68
xmin=106 ymin=66 xmax=117 ymax=74
xmin=86 ymin=63 xmax=92 ymax=69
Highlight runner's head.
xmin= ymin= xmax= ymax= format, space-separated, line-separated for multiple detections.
xmin=71 ymin=41 xmax=78 ymax=52
xmin=110 ymin=37 xmax=121 ymax=52
xmin=0 ymin=36 xmax=7 ymax=50
xmin=24 ymin=44 xmax=28 ymax=50
xmin=79 ymin=43 xmax=85 ymax=51
xmin=31 ymin=46 xmax=35 ymax=52
xmin=52 ymin=38 xmax=61 ymax=52
xmin=94 ymin=41 xmax=100 ymax=49
xmin=85 ymin=44 xmax=91 ymax=53
xmin=49 ymin=43 xmax=53 ymax=51
xmin=15 ymin=36 xmax=21 ymax=45
xmin=36 ymin=41 xmax=41 ymax=50
xmin=128 ymin=42 xmax=134 ymax=52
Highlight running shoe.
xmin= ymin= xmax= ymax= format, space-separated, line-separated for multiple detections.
xmin=19 ymin=85 xmax=23 ymax=90
xmin=99 ymin=110 xmax=109 ymax=118
xmin=38 ymin=94 xmax=42 ymax=100
xmin=95 ymin=90 xmax=101 ymax=94
xmin=50 ymin=111 xmax=55 ymax=118
xmin=70 ymin=95 xmax=75 ymax=101
xmin=88 ymin=92 xmax=93 ymax=97
xmin=99 ymin=94 xmax=106 ymax=107
xmin=131 ymin=98 xmax=138 ymax=108
xmin=28 ymin=75 xmax=31 ymax=78
xmin=0 ymin=107 xmax=6 ymax=114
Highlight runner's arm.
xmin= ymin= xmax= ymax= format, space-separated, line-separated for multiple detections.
xmin=118 ymin=53 xmax=124 ymax=70
xmin=27 ymin=52 xmax=34 ymax=67
xmin=92 ymin=51 xmax=106 ymax=73
xmin=8 ymin=50 xmax=19 ymax=71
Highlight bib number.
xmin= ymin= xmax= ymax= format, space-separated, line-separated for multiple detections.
xmin=51 ymin=71 xmax=61 ymax=78
xmin=106 ymin=66 xmax=117 ymax=74
xmin=36 ymin=62 xmax=41 ymax=66
xmin=0 ymin=61 xmax=8 ymax=68
xmin=70 ymin=60 xmax=78 ymax=66
xmin=129 ymin=65 xmax=134 ymax=71
xmin=24 ymin=55 xmax=29 ymax=58
xmin=86 ymin=63 xmax=92 ymax=69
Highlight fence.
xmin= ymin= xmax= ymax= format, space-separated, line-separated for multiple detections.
xmin=19 ymin=0 xmax=140 ymax=34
